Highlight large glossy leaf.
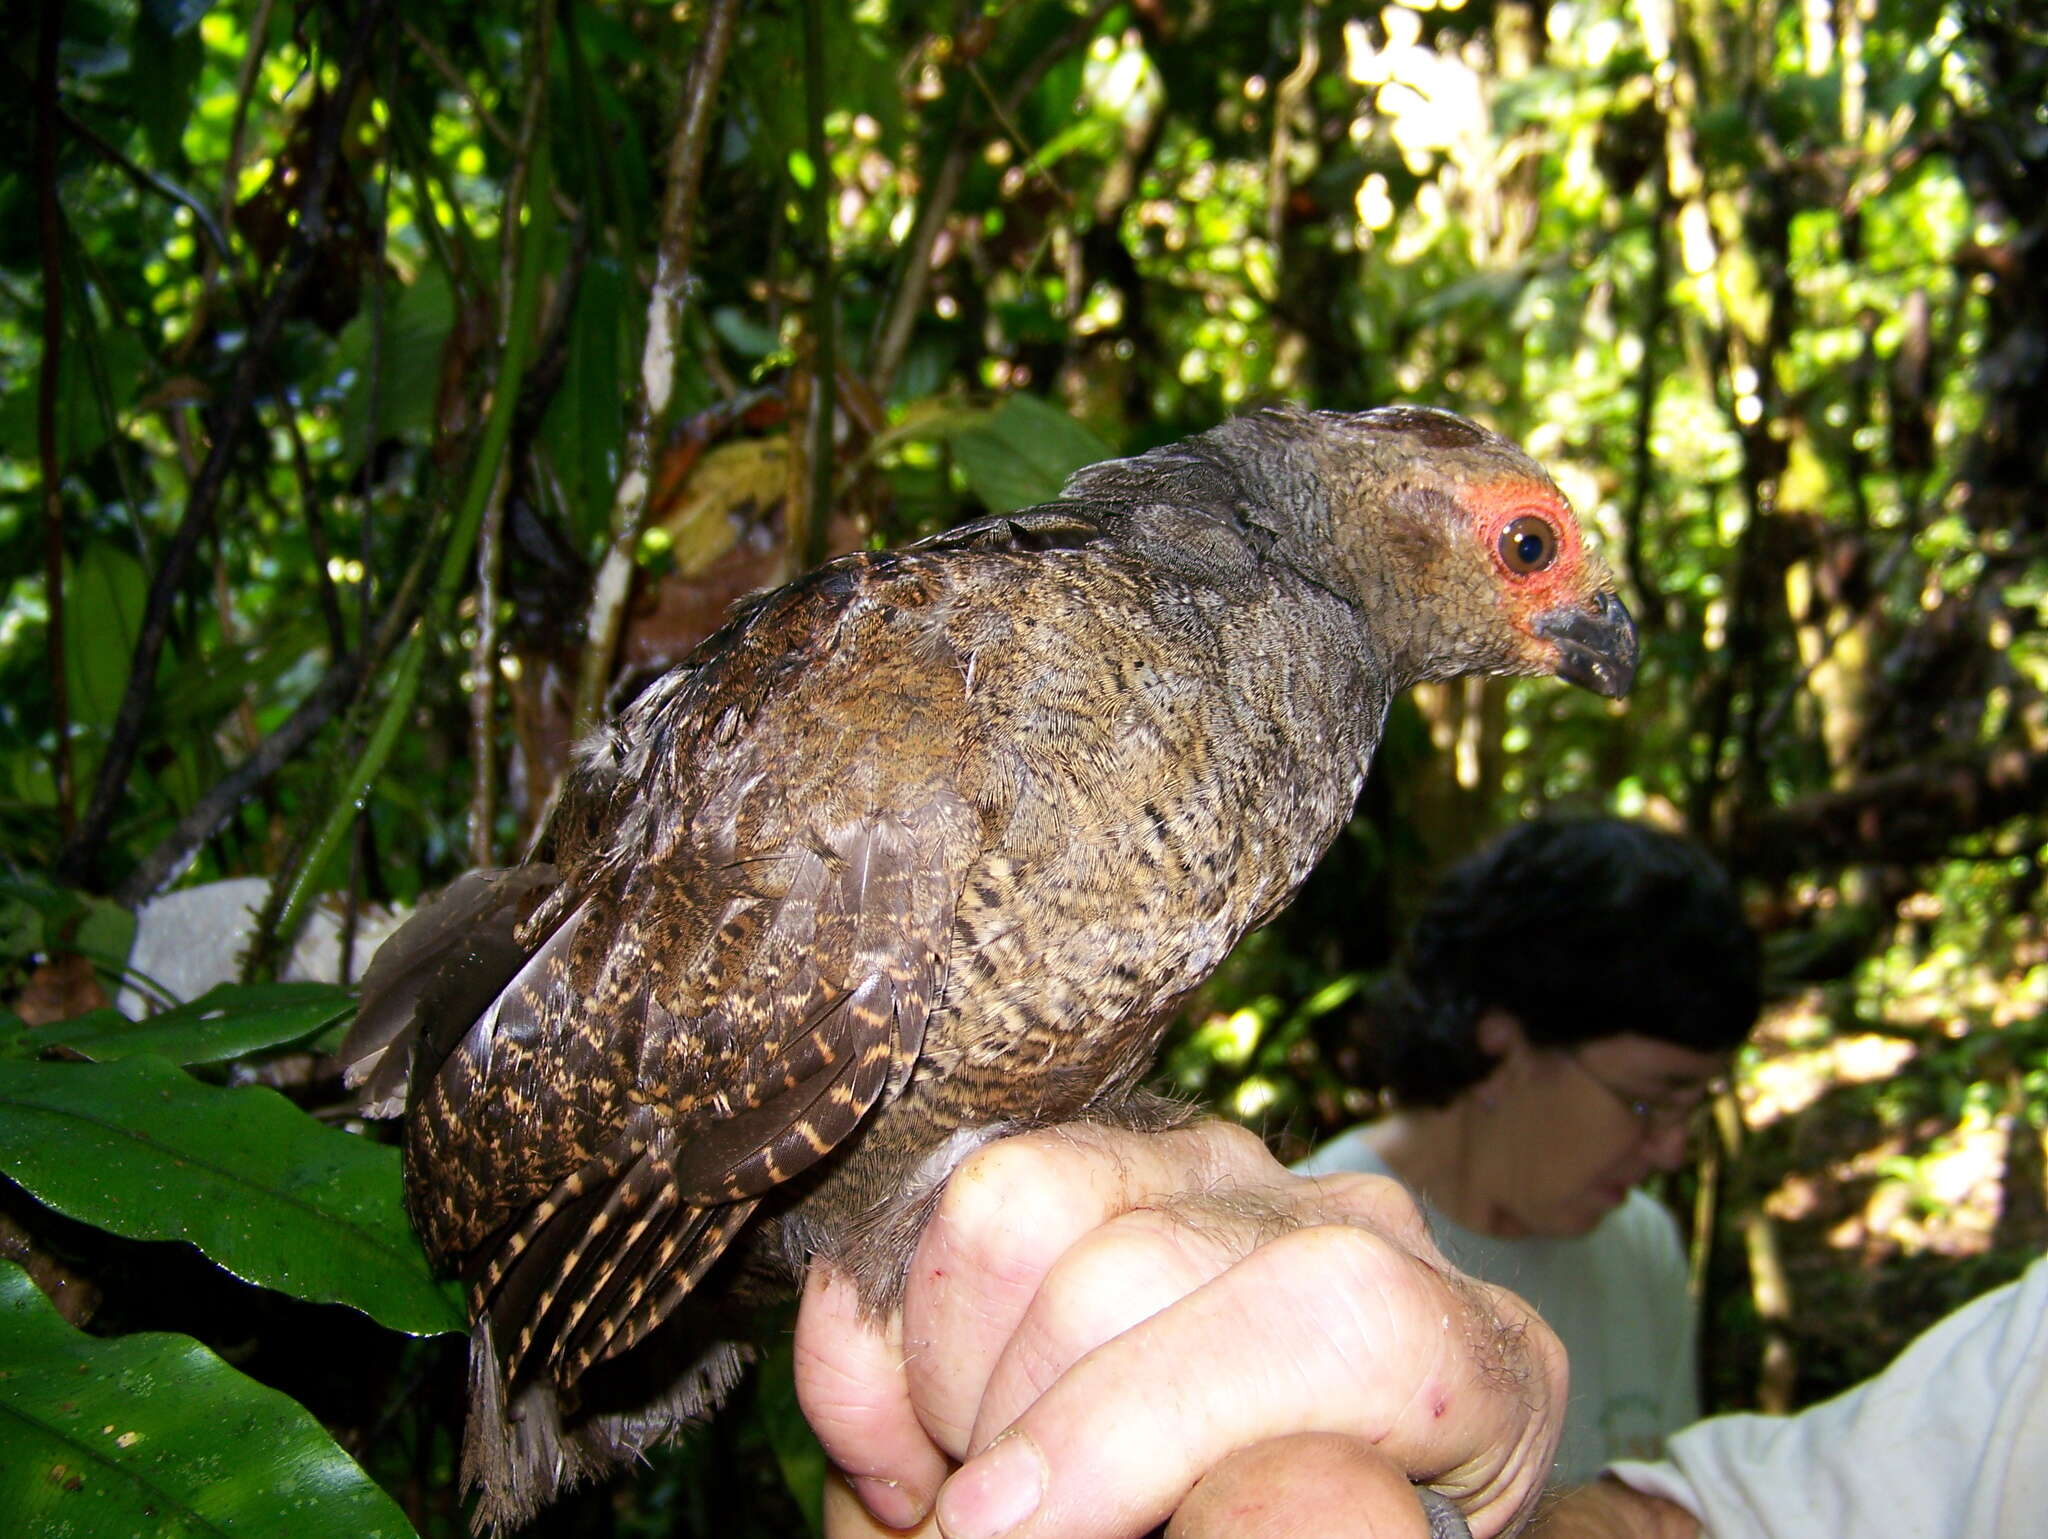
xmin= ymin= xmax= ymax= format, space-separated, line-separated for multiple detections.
xmin=0 ymin=1261 xmax=420 ymax=1538
xmin=949 ymin=393 xmax=1114 ymax=514
xmin=0 ymin=1056 xmax=462 ymax=1336
xmin=37 ymin=982 xmax=356 ymax=1066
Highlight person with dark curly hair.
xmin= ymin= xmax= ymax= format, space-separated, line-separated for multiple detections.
xmin=1296 ymin=816 xmax=1761 ymax=1483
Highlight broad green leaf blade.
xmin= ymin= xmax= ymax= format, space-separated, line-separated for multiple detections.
xmin=0 ymin=1057 xmax=462 ymax=1337
xmin=40 ymin=982 xmax=356 ymax=1066
xmin=949 ymin=393 xmax=1114 ymax=514
xmin=328 ymin=267 xmax=457 ymax=468
xmin=0 ymin=1261 xmax=420 ymax=1538
xmin=63 ymin=544 xmax=148 ymax=734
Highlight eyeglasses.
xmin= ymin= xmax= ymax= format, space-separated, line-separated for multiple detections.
xmin=1566 ymin=1051 xmax=1723 ymax=1136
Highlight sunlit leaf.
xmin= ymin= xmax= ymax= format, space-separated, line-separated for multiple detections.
xmin=0 ymin=1261 xmax=420 ymax=1538
xmin=0 ymin=1056 xmax=461 ymax=1336
xmin=34 ymin=981 xmax=355 ymax=1065
xmin=949 ymin=394 xmax=1114 ymax=514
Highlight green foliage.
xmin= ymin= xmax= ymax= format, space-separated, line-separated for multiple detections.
xmin=35 ymin=980 xmax=355 ymax=1064
xmin=4 ymin=0 xmax=2048 ymax=1530
xmin=946 ymin=392 xmax=1114 ymax=513
xmin=0 ymin=1052 xmax=462 ymax=1336
xmin=0 ymin=1261 xmax=420 ymax=1539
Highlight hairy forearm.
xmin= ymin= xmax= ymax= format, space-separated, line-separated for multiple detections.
xmin=1528 ymin=1478 xmax=1703 ymax=1539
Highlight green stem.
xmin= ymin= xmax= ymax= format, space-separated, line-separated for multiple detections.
xmin=265 ymin=148 xmax=558 ymax=954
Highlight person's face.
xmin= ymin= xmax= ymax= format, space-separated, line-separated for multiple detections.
xmin=1475 ymin=1014 xmax=1730 ymax=1238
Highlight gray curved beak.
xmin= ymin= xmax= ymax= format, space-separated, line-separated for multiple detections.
xmin=1535 ymin=589 xmax=1638 ymax=698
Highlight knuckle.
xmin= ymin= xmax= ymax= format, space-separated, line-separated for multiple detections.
xmin=1034 ymin=1224 xmax=1174 ymax=1348
xmin=1302 ymin=1171 xmax=1443 ymax=1259
xmin=939 ymin=1134 xmax=1074 ymax=1239
xmin=1185 ymin=1117 xmax=1280 ymax=1178
xmin=1271 ymin=1218 xmax=1404 ymax=1277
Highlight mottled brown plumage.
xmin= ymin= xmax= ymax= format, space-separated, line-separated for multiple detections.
xmin=341 ymin=404 xmax=1636 ymax=1530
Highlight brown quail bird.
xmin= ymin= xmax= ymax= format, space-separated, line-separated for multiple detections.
xmin=341 ymin=404 xmax=1637 ymax=1531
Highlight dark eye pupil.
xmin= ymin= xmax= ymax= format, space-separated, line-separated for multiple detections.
xmin=1500 ymin=515 xmax=1556 ymax=573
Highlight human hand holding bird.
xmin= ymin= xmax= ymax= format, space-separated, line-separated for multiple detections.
xmin=341 ymin=403 xmax=1634 ymax=1533
xmin=796 ymin=1120 xmax=1567 ymax=1539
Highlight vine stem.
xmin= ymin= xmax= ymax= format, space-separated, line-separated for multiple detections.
xmin=569 ymin=0 xmax=742 ymax=738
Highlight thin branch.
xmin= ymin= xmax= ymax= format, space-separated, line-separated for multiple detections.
xmin=217 ymin=0 xmax=277 ymax=250
xmin=36 ymin=0 xmax=73 ymax=840
xmin=119 ymin=496 xmax=441 ymax=908
xmin=402 ymin=16 xmax=522 ymax=156
xmin=470 ymin=0 xmax=556 ymax=866
xmin=398 ymin=16 xmax=583 ymax=225
xmin=277 ymin=398 xmax=351 ymax=654
xmin=116 ymin=654 xmax=366 ymax=906
xmin=248 ymin=114 xmax=561 ymax=972
xmin=1726 ymin=739 xmax=2048 ymax=880
xmin=570 ymin=0 xmax=742 ymax=737
xmin=57 ymin=0 xmax=394 ymax=890
xmin=964 ymin=59 xmax=1074 ymax=209
xmin=54 ymin=104 xmax=239 ymax=275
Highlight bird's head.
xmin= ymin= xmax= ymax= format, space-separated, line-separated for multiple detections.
xmin=1215 ymin=405 xmax=1638 ymax=698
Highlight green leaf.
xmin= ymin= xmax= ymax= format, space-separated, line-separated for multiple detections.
xmin=0 ymin=324 xmax=146 ymax=470
xmin=154 ymin=615 xmax=327 ymax=731
xmin=127 ymin=6 xmax=206 ymax=169
xmin=540 ymin=255 xmax=632 ymax=548
xmin=0 ymin=1260 xmax=420 ymax=1538
xmin=62 ymin=544 xmax=148 ymax=734
xmin=0 ymin=1056 xmax=462 ymax=1336
xmin=948 ymin=394 xmax=1114 ymax=515
xmin=328 ymin=267 xmax=458 ymax=468
xmin=36 ymin=982 xmax=355 ymax=1066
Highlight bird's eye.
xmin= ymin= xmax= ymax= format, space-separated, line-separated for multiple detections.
xmin=1499 ymin=516 xmax=1557 ymax=574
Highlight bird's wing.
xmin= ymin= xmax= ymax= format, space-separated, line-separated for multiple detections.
xmin=340 ymin=865 xmax=559 ymax=1118
xmin=405 ymin=568 xmax=986 ymax=1389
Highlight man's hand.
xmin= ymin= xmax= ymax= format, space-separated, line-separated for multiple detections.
xmin=794 ymin=1120 xmax=1567 ymax=1539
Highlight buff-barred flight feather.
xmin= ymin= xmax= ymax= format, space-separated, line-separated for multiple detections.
xmin=340 ymin=404 xmax=1637 ymax=1532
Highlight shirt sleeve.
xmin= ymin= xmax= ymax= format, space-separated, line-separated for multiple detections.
xmin=1606 ymin=1254 xmax=2048 ymax=1539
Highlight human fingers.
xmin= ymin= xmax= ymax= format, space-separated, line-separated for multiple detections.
xmin=946 ymin=1164 xmax=1454 ymax=1453
xmin=796 ymin=1268 xmax=951 ymax=1530
xmin=1167 ymin=1433 xmax=1448 ymax=1539
xmin=899 ymin=1120 xmax=1305 ymax=1457
xmin=799 ymin=1120 xmax=1292 ymax=1526
xmin=931 ymin=1220 xmax=1565 ymax=1539
xmin=824 ymin=1467 xmax=944 ymax=1539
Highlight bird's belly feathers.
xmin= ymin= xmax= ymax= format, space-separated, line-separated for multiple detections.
xmin=895 ymin=555 xmax=1381 ymax=1126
